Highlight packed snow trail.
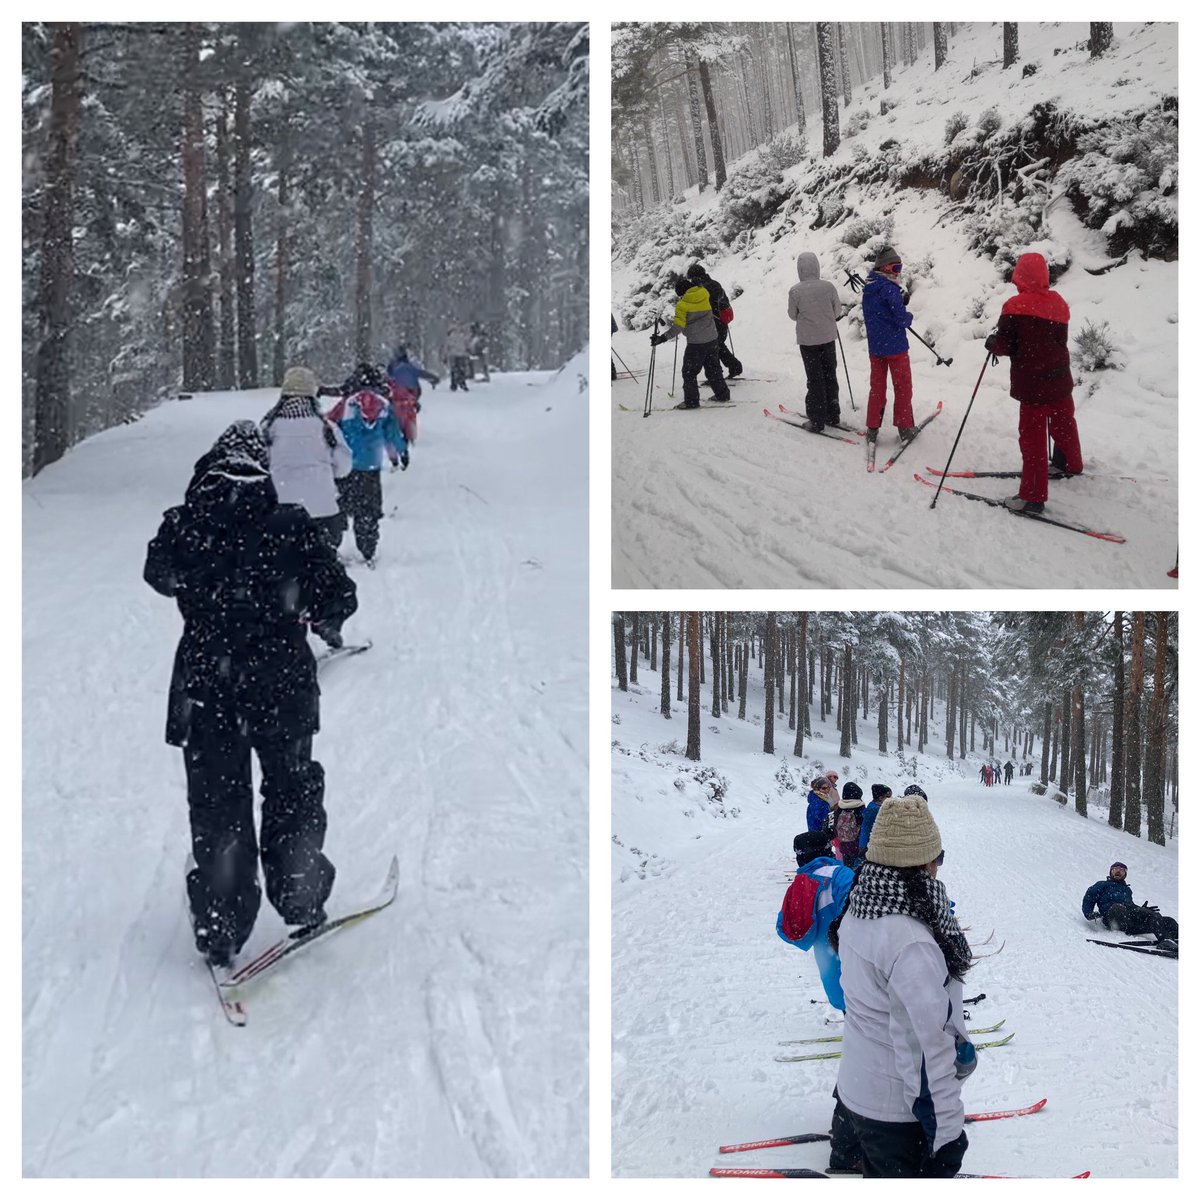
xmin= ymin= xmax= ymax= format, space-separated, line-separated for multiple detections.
xmin=23 ymin=362 xmax=588 ymax=1177
xmin=611 ymin=22 xmax=1176 ymax=588
xmin=611 ymin=669 xmax=1177 ymax=1178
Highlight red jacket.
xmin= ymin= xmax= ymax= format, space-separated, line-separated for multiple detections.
xmin=990 ymin=253 xmax=1073 ymax=405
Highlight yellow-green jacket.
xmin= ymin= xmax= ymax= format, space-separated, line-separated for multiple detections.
xmin=661 ymin=285 xmax=719 ymax=345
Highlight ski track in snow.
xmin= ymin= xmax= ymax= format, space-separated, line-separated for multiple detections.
xmin=611 ymin=670 xmax=1178 ymax=1179
xmin=611 ymin=22 xmax=1177 ymax=590
xmin=23 ymin=364 xmax=588 ymax=1177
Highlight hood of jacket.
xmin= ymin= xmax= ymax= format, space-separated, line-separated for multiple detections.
xmin=673 ymin=285 xmax=713 ymax=327
xmin=1012 ymin=252 xmax=1050 ymax=294
xmin=347 ymin=389 xmax=389 ymax=424
xmin=796 ymin=251 xmax=821 ymax=282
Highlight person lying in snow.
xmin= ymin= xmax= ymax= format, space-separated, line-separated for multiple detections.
xmin=1082 ymin=861 xmax=1178 ymax=948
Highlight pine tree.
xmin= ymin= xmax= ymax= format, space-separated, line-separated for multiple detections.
xmin=815 ymin=23 xmax=840 ymax=157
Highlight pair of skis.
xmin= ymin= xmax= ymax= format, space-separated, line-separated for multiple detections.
xmin=710 ymin=1166 xmax=1090 ymax=1179
xmin=775 ymin=1030 xmax=1014 ymax=1064
xmin=867 ymin=401 xmax=943 ymax=472
xmin=1088 ymin=937 xmax=1177 ymax=959
xmin=199 ymin=854 xmax=400 ymax=1026
xmin=779 ymin=1018 xmax=1005 ymax=1047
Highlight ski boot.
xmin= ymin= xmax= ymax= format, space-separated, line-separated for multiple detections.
xmin=1004 ymin=495 xmax=1045 ymax=515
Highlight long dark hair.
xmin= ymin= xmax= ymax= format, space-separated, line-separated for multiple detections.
xmin=828 ymin=864 xmax=973 ymax=982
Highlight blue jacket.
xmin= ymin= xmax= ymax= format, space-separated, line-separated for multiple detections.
xmin=1082 ymin=877 xmax=1133 ymax=920
xmin=862 ymin=271 xmax=913 ymax=357
xmin=386 ymin=357 xmax=438 ymax=395
xmin=339 ymin=395 xmax=407 ymax=472
xmin=776 ymin=857 xmax=855 ymax=1009
xmin=859 ymin=800 xmax=883 ymax=852
xmin=806 ymin=789 xmax=832 ymax=832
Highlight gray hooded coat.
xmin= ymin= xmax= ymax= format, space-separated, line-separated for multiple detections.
xmin=787 ymin=252 xmax=841 ymax=347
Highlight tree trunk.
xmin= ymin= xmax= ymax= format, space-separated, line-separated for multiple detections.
xmin=881 ymin=22 xmax=891 ymax=90
xmin=630 ymin=612 xmax=640 ymax=684
xmin=659 ymin=91 xmax=675 ymax=197
xmin=763 ymin=613 xmax=777 ymax=754
xmin=896 ymin=655 xmax=905 ymax=750
xmin=877 ymin=675 xmax=887 ymax=754
xmin=651 ymin=613 xmax=658 ymax=672
xmin=786 ymin=23 xmax=806 ymax=134
xmin=272 ymin=120 xmax=291 ymax=386
xmin=686 ymin=612 xmax=702 ymax=761
xmin=686 ymin=56 xmax=709 ymax=193
xmin=839 ymin=643 xmax=852 ymax=757
xmin=815 ymin=23 xmax=841 ymax=157
xmin=214 ymin=92 xmax=237 ymax=390
xmin=678 ymin=615 xmax=685 ymax=701
xmin=1145 ymin=612 xmax=1169 ymax=844
xmin=934 ymin=22 xmax=948 ymax=70
xmin=697 ymin=58 xmax=727 ymax=190
xmin=711 ymin=613 xmax=721 ymax=717
xmin=738 ymin=638 xmax=748 ymax=719
xmin=1040 ymin=700 xmax=1052 ymax=785
xmin=613 ymin=613 xmax=628 ymax=691
xmin=794 ymin=613 xmax=808 ymax=756
xmin=1073 ymin=615 xmax=1087 ymax=815
xmin=660 ymin=613 xmax=672 ymax=718
xmin=945 ymin=667 xmax=956 ymax=759
xmin=233 ymin=74 xmax=258 ymax=388
xmin=354 ymin=115 xmax=376 ymax=361
xmin=837 ymin=23 xmax=852 ymax=107
xmin=1089 ymin=23 xmax=1113 ymax=58
xmin=32 ymin=22 xmax=83 ymax=476
xmin=180 ymin=26 xmax=216 ymax=393
xmin=1123 ymin=612 xmax=1145 ymax=836
xmin=1003 ymin=23 xmax=1019 ymax=69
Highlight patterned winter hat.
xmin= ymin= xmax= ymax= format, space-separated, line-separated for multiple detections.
xmin=280 ymin=366 xmax=319 ymax=398
xmin=865 ymin=796 xmax=942 ymax=868
xmin=874 ymin=245 xmax=902 ymax=270
xmin=794 ymin=829 xmax=833 ymax=859
xmin=903 ymin=784 xmax=929 ymax=801
xmin=841 ymin=782 xmax=864 ymax=801
xmin=209 ymin=420 xmax=269 ymax=473
xmin=870 ymin=784 xmax=892 ymax=802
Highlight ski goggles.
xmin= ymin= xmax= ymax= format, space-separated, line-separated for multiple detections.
xmin=935 ymin=849 xmax=946 ymax=866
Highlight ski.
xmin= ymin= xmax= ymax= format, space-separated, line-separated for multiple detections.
xmin=913 ymin=473 xmax=1126 ymax=543
xmin=205 ymin=960 xmax=248 ymax=1026
xmin=964 ymin=992 xmax=986 ymax=1005
xmin=763 ymin=408 xmax=858 ymax=446
xmin=778 ymin=1018 xmax=1005 ymax=1046
xmin=777 ymin=405 xmax=866 ymax=436
xmin=718 ymin=1100 xmax=1048 ymax=1155
xmin=221 ymin=855 xmax=400 ymax=989
xmin=703 ymin=376 xmax=776 ymax=385
xmin=972 ymin=939 xmax=1006 ymax=960
xmin=867 ymin=436 xmax=876 ymax=472
xmin=709 ymin=1166 xmax=1088 ymax=1179
xmin=315 ymin=640 xmax=372 ymax=670
xmin=671 ymin=400 xmax=736 ymax=410
xmin=924 ymin=466 xmax=1167 ymax=485
xmin=1088 ymin=938 xmax=1176 ymax=959
xmin=775 ymin=1031 xmax=1014 ymax=1063
xmin=877 ymin=401 xmax=944 ymax=473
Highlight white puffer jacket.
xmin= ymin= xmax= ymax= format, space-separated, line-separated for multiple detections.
xmin=264 ymin=411 xmax=351 ymax=519
xmin=834 ymin=912 xmax=968 ymax=1154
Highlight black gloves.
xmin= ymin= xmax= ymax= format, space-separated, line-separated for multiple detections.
xmin=650 ymin=333 xmax=667 ymax=346
xmin=313 ymin=621 xmax=343 ymax=650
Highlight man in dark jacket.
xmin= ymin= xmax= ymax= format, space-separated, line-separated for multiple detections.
xmin=145 ymin=421 xmax=358 ymax=969
xmin=650 ymin=277 xmax=730 ymax=408
xmin=1082 ymin=862 xmax=1178 ymax=946
xmin=861 ymin=246 xmax=917 ymax=445
xmin=985 ymin=252 xmax=1084 ymax=514
xmin=687 ymin=262 xmax=743 ymax=379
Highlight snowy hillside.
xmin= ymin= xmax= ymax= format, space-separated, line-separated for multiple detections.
xmin=611 ymin=22 xmax=1177 ymax=588
xmin=22 ymin=360 xmax=588 ymax=1177
xmin=611 ymin=651 xmax=1178 ymax=1178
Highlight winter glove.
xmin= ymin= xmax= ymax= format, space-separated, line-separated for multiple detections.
xmin=312 ymin=621 xmax=343 ymax=650
xmin=984 ymin=333 xmax=997 ymax=353
xmin=650 ymin=333 xmax=667 ymax=345
xmin=954 ymin=1036 xmax=977 ymax=1080
xmin=400 ymin=450 xmax=410 ymax=471
xmin=1086 ymin=912 xmax=1102 ymax=922
xmin=1142 ymin=902 xmax=1160 ymax=913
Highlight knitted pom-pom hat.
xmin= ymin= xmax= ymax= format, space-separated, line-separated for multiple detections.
xmin=865 ymin=796 xmax=942 ymax=868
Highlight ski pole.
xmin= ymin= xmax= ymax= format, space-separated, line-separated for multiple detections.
xmin=668 ymin=336 xmax=679 ymax=400
xmin=612 ymin=345 xmax=636 ymax=377
xmin=643 ymin=318 xmax=659 ymax=418
xmin=930 ymin=351 xmax=991 ymax=509
xmin=834 ymin=324 xmax=856 ymax=412
xmin=910 ymin=328 xmax=953 ymax=367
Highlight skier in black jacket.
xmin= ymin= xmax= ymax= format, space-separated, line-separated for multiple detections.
xmin=687 ymin=262 xmax=743 ymax=379
xmin=1082 ymin=862 xmax=1178 ymax=948
xmin=145 ymin=420 xmax=358 ymax=968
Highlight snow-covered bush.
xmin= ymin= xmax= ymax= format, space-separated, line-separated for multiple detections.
xmin=840 ymin=213 xmax=894 ymax=249
xmin=616 ymin=209 xmax=724 ymax=328
xmin=945 ymin=111 xmax=969 ymax=145
xmin=1073 ymin=319 xmax=1120 ymax=372
xmin=762 ymin=130 xmax=808 ymax=173
xmin=714 ymin=142 xmax=799 ymax=244
xmin=774 ymin=762 xmax=798 ymax=792
xmin=845 ymin=109 xmax=871 ymax=137
xmin=978 ymin=106 xmax=1004 ymax=137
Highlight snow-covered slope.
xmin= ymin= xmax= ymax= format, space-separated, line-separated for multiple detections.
xmin=611 ymin=22 xmax=1177 ymax=588
xmin=22 ymin=359 xmax=588 ymax=1177
xmin=611 ymin=659 xmax=1178 ymax=1178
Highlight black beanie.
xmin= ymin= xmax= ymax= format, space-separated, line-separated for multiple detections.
xmin=686 ymin=262 xmax=705 ymax=280
xmin=903 ymin=784 xmax=929 ymax=801
xmin=842 ymin=782 xmax=863 ymax=800
xmin=673 ymin=276 xmax=691 ymax=297
xmin=871 ymin=784 xmax=892 ymax=802
xmin=794 ymin=829 xmax=833 ymax=866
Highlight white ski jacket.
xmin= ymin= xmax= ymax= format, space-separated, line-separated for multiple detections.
xmin=264 ymin=413 xmax=351 ymax=519
xmin=834 ymin=911 xmax=968 ymax=1154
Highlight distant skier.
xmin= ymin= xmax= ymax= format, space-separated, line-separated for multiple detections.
xmin=778 ymin=828 xmax=862 ymax=1175
xmin=333 ymin=364 xmax=408 ymax=567
xmin=858 ymin=784 xmax=892 ymax=854
xmin=833 ymin=784 xmax=867 ymax=870
xmin=978 ymin=763 xmax=988 ymax=785
xmin=787 ymin=251 xmax=845 ymax=432
xmin=469 ymin=321 xmax=490 ymax=382
xmin=1003 ymin=761 xmax=1014 ymax=785
xmin=443 ymin=321 xmax=473 ymax=392
xmin=984 ymin=251 xmax=1084 ymax=514
xmin=806 ymin=775 xmax=837 ymax=832
xmin=385 ymin=344 xmax=439 ymax=444
xmin=1082 ymin=862 xmax=1178 ymax=948
xmin=686 ymin=262 xmax=743 ymax=379
xmin=260 ymin=367 xmax=352 ymax=550
xmin=861 ymin=246 xmax=917 ymax=447
xmin=829 ymin=795 xmax=974 ymax=1177
xmin=649 ymin=277 xmax=730 ymax=408
xmin=144 ymin=420 xmax=357 ymax=969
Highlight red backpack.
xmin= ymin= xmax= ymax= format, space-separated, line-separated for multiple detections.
xmin=780 ymin=872 xmax=822 ymax=944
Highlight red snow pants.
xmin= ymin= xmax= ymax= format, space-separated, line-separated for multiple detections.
xmin=1017 ymin=395 xmax=1083 ymax=504
xmin=867 ymin=352 xmax=914 ymax=429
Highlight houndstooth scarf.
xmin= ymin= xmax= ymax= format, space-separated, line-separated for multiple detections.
xmin=848 ymin=860 xmax=973 ymax=978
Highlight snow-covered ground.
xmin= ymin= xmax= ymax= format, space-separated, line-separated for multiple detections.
xmin=22 ymin=358 xmax=589 ymax=1177
xmin=611 ymin=657 xmax=1178 ymax=1178
xmin=611 ymin=22 xmax=1177 ymax=588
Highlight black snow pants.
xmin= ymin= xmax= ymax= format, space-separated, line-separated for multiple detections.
xmin=340 ymin=469 xmax=384 ymax=561
xmin=846 ymin=1109 xmax=968 ymax=1178
xmin=715 ymin=318 xmax=743 ymax=377
xmin=184 ymin=704 xmax=335 ymax=960
xmin=682 ymin=339 xmax=729 ymax=403
xmin=449 ymin=356 xmax=472 ymax=391
xmin=828 ymin=1089 xmax=863 ymax=1172
xmin=1104 ymin=902 xmax=1178 ymax=942
xmin=312 ymin=512 xmax=347 ymax=552
xmin=800 ymin=341 xmax=841 ymax=427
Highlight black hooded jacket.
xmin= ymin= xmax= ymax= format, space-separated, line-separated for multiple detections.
xmin=144 ymin=426 xmax=357 ymax=746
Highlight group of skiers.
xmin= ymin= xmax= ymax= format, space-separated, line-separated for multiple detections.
xmin=978 ymin=761 xmax=1015 ymax=786
xmin=781 ymin=787 xmax=969 ymax=1177
xmin=443 ymin=320 xmax=490 ymax=391
xmin=629 ymin=242 xmax=1086 ymax=517
xmin=145 ymin=342 xmax=443 ymax=970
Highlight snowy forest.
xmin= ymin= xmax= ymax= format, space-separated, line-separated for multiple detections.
xmin=613 ymin=611 xmax=1178 ymax=845
xmin=22 ymin=21 xmax=588 ymax=476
